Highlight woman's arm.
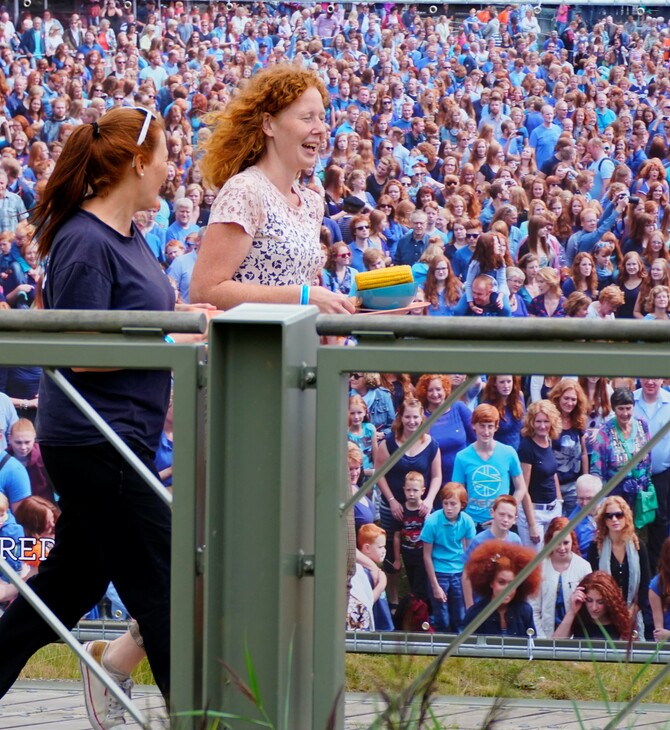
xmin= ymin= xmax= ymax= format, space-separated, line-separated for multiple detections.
xmin=580 ymin=433 xmax=589 ymax=476
xmin=649 ymin=589 xmax=670 ymax=641
xmin=553 ymin=586 xmax=584 ymax=638
xmin=420 ymin=448 xmax=442 ymax=516
xmin=190 ymin=222 xmax=355 ymax=314
xmin=374 ymin=439 xmax=403 ymax=521
xmin=519 ymin=463 xmax=540 ymax=544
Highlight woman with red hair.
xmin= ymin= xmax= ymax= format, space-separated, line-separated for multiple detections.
xmin=530 ymin=517 xmax=592 ymax=638
xmin=553 ymin=571 xmax=632 ymax=640
xmin=463 ymin=539 xmax=541 ymax=636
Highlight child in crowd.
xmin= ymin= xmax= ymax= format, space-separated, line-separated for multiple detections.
xmin=392 ymin=471 xmax=428 ymax=599
xmin=0 ymin=493 xmax=24 ymax=579
xmin=349 ymin=443 xmax=375 ymax=533
xmin=462 ymin=495 xmax=522 ymax=608
xmin=347 ymin=524 xmax=394 ymax=631
xmin=421 ymin=482 xmax=476 ymax=632
xmin=348 ymin=395 xmax=378 ymax=478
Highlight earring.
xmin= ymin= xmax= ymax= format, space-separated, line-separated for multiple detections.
xmin=140 ymin=173 xmax=145 ymax=177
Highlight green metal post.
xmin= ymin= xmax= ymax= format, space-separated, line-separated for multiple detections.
xmin=203 ymin=304 xmax=319 ymax=729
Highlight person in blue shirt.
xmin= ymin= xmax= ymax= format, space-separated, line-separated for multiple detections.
xmin=529 ymin=105 xmax=562 ymax=170
xmin=421 ymin=483 xmax=475 ymax=632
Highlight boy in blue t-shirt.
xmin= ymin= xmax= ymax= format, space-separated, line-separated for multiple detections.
xmin=420 ymin=482 xmax=476 ymax=632
xmin=462 ymin=494 xmax=522 ymax=608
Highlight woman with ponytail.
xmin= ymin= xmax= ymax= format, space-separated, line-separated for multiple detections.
xmin=0 ymin=107 xmax=173 ymax=707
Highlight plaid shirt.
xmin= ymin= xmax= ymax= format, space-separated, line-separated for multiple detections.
xmin=0 ymin=191 xmax=27 ymax=233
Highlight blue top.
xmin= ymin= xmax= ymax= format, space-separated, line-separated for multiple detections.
xmin=464 ymin=598 xmax=535 ymax=636
xmin=382 ymin=432 xmax=439 ymax=506
xmin=650 ymin=575 xmax=670 ymax=630
xmin=426 ymin=402 xmax=475 ymax=482
xmin=453 ymin=441 xmax=522 ymax=525
xmin=420 ymin=509 xmax=476 ymax=573
xmin=38 ymin=209 xmax=175 ymax=452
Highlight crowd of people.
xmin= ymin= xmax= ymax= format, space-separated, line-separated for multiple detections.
xmin=346 ymin=376 xmax=670 ymax=645
xmin=0 ymin=0 xmax=668 ymax=723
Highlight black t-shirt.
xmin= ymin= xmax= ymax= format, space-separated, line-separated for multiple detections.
xmin=518 ymin=436 xmax=558 ymax=503
xmin=37 ymin=209 xmax=175 ymax=452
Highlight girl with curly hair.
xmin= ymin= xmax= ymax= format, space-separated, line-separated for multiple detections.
xmin=192 ymin=66 xmax=355 ymax=313
xmin=415 ymin=374 xmax=474 ymax=484
xmin=554 ymin=571 xmax=632 ymax=640
xmin=616 ymin=251 xmax=646 ymax=319
xmin=481 ymin=375 xmax=526 ymax=450
xmin=423 ymin=255 xmax=463 ymax=317
xmin=587 ymin=496 xmax=651 ymax=637
xmin=518 ymin=400 xmax=563 ymax=549
xmin=530 ymin=516 xmax=592 ymax=638
xmin=463 ymin=539 xmax=541 ymax=636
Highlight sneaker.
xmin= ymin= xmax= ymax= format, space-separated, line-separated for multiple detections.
xmin=80 ymin=640 xmax=134 ymax=730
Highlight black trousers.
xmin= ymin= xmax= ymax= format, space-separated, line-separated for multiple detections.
xmin=0 ymin=441 xmax=171 ymax=699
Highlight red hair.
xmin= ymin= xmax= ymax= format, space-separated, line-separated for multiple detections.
xmin=576 ymin=571 xmax=632 ymax=640
xmin=481 ymin=375 xmax=525 ymax=422
xmin=414 ymin=374 xmax=451 ymax=410
xmin=439 ymin=482 xmax=468 ymax=509
xmin=465 ymin=539 xmax=541 ymax=602
xmin=544 ymin=516 xmax=581 ymax=556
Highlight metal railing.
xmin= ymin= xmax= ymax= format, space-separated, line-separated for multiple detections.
xmin=0 ymin=310 xmax=207 ymax=729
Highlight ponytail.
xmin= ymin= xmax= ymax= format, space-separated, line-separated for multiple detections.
xmin=33 ymin=107 xmax=163 ymax=259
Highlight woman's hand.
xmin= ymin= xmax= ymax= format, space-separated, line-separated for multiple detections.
xmin=529 ymin=523 xmax=541 ymax=544
xmin=419 ymin=498 xmax=433 ymax=517
xmin=390 ymin=498 xmax=404 ymax=522
xmin=653 ymin=627 xmax=670 ymax=642
xmin=309 ymin=287 xmax=356 ymax=314
xmin=432 ymin=583 xmax=447 ymax=603
xmin=570 ymin=586 xmax=585 ymax=613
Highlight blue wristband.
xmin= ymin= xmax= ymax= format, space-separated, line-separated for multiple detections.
xmin=300 ymin=285 xmax=310 ymax=305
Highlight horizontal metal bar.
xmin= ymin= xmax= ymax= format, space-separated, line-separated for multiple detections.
xmin=0 ymin=557 xmax=148 ymax=728
xmin=317 ymin=316 xmax=670 ymax=343
xmin=0 ymin=310 xmax=206 ymax=334
xmin=346 ymin=633 xmax=669 ymax=664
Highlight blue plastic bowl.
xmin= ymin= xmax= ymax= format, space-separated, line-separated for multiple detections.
xmin=358 ymin=282 xmax=419 ymax=311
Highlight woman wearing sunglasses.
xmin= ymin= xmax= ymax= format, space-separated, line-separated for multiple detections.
xmin=586 ymin=496 xmax=651 ymax=638
xmin=0 ymin=108 xmax=173 ymax=704
xmin=191 ymin=66 xmax=355 ymax=314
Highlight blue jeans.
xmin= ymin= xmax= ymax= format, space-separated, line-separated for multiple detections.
xmin=430 ymin=571 xmax=464 ymax=632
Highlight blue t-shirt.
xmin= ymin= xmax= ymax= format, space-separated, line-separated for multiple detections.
xmin=453 ymin=441 xmax=522 ymax=525
xmin=0 ymin=511 xmax=24 ymax=577
xmin=650 ymin=575 xmax=670 ymax=630
xmin=427 ymin=402 xmax=475 ymax=482
xmin=464 ymin=527 xmax=522 ymax=563
xmin=420 ymin=509 xmax=475 ymax=573
xmin=529 ymin=124 xmax=561 ymax=170
xmin=0 ymin=450 xmax=31 ymax=505
xmin=518 ymin=436 xmax=558 ymax=503
xmin=38 ymin=209 xmax=175 ymax=452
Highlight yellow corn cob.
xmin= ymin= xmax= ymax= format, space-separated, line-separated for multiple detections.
xmin=356 ymin=265 xmax=414 ymax=291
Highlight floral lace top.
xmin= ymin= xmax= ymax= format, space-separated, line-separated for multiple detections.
xmin=209 ymin=166 xmax=323 ymax=287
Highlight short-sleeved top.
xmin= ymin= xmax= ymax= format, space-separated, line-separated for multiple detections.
xmin=552 ymin=427 xmax=585 ymax=485
xmin=453 ymin=441 xmax=522 ymax=525
xmin=209 ymin=166 xmax=323 ymax=287
xmin=420 ymin=509 xmax=475 ymax=573
xmin=399 ymin=507 xmax=425 ymax=559
xmin=464 ymin=527 xmax=522 ymax=563
xmin=0 ymin=450 xmax=31 ymax=505
xmin=518 ymin=437 xmax=558 ymax=504
xmin=37 ymin=209 xmax=175 ymax=452
xmin=650 ymin=575 xmax=670 ymax=630
xmin=427 ymin=402 xmax=475 ymax=482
